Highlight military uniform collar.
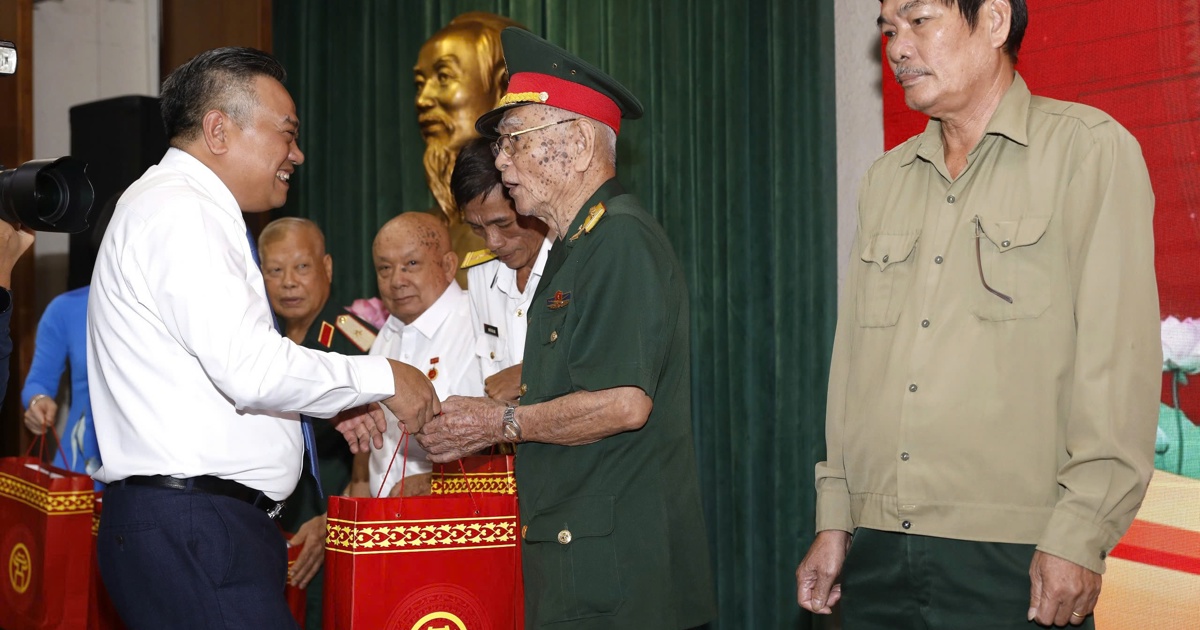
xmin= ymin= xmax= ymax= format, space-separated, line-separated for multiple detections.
xmin=557 ymin=178 xmax=624 ymax=248
xmin=905 ymin=72 xmax=1032 ymax=167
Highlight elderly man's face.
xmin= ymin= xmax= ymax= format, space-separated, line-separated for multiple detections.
xmin=260 ymin=228 xmax=332 ymax=326
xmin=878 ymin=0 xmax=997 ymax=118
xmin=492 ymin=106 xmax=577 ymax=221
xmin=373 ymin=221 xmax=456 ymax=325
xmin=463 ymin=186 xmax=547 ymax=272
xmin=223 ymin=76 xmax=305 ymax=212
xmin=414 ymin=31 xmax=495 ymax=153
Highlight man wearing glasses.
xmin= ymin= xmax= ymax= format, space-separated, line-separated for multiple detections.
xmin=798 ymin=1 xmax=1159 ymax=628
xmin=410 ymin=28 xmax=716 ymax=629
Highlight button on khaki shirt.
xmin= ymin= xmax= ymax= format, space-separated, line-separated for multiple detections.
xmin=815 ymin=74 xmax=1161 ymax=574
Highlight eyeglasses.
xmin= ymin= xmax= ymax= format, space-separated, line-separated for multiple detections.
xmin=491 ymin=118 xmax=579 ymax=157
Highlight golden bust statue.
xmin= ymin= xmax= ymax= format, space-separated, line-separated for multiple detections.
xmin=413 ymin=12 xmax=525 ymax=285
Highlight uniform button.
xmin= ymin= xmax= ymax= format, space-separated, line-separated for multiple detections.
xmin=489 ymin=351 xmax=495 ymax=360
xmin=521 ymin=525 xmax=528 ymax=539
xmin=908 ymin=383 xmax=918 ymax=392
xmin=519 ymin=384 xmax=528 ymax=397
xmin=934 ymin=255 xmax=944 ymax=264
xmin=882 ymin=254 xmax=890 ymax=263
xmin=900 ymin=452 xmax=910 ymax=461
xmin=516 ymin=309 xmax=523 ymax=318
xmin=1001 ymin=240 xmax=1011 ymax=248
xmin=902 ymin=520 xmax=912 ymax=530
xmin=549 ymin=330 xmax=558 ymax=343
xmin=921 ymin=319 xmax=930 ymax=328
xmin=947 ymin=195 xmax=956 ymax=203
xmin=557 ymin=529 xmax=572 ymax=545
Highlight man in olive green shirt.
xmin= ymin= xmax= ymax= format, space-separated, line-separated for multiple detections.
xmin=412 ymin=28 xmax=716 ymax=629
xmin=798 ymin=2 xmax=1160 ymax=628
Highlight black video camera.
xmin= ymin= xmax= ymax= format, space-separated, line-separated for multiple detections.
xmin=0 ymin=39 xmax=96 ymax=234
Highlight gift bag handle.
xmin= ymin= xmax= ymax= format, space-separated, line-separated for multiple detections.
xmin=24 ymin=427 xmax=71 ymax=472
xmin=377 ymin=429 xmax=480 ymax=517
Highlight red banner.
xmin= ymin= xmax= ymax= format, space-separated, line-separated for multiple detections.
xmin=0 ymin=456 xmax=94 ymax=630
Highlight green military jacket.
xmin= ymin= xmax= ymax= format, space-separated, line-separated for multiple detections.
xmin=517 ymin=179 xmax=716 ymax=628
xmin=278 ymin=301 xmax=370 ymax=533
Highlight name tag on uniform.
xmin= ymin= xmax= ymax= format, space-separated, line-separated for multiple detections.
xmin=484 ymin=323 xmax=499 ymax=337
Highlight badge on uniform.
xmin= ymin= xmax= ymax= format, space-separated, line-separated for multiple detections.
xmin=428 ymin=357 xmax=439 ymax=381
xmin=484 ymin=324 xmax=499 ymax=337
xmin=335 ymin=315 xmax=377 ymax=352
xmin=569 ymin=202 xmax=606 ymax=242
xmin=317 ymin=321 xmax=335 ymax=347
xmin=546 ymin=290 xmax=571 ymax=310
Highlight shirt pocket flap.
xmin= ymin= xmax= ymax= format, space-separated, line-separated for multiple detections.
xmin=860 ymin=232 xmax=919 ymax=271
xmin=524 ymin=495 xmax=615 ymax=543
xmin=474 ymin=334 xmax=506 ymax=362
xmin=977 ymin=215 xmax=1051 ymax=253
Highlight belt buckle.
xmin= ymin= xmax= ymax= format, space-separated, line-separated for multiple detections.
xmin=266 ymin=501 xmax=286 ymax=519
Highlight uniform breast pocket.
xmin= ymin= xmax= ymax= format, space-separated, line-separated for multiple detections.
xmin=523 ymin=495 xmax=621 ymax=623
xmin=525 ymin=307 xmax=573 ymax=401
xmin=474 ymin=333 xmax=507 ymax=376
xmin=856 ymin=232 xmax=920 ymax=328
xmin=970 ymin=214 xmax=1053 ymax=321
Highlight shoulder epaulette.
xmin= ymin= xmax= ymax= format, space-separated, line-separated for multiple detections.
xmin=569 ymin=202 xmax=607 ymax=242
xmin=461 ymin=249 xmax=498 ymax=269
xmin=333 ymin=314 xmax=376 ymax=352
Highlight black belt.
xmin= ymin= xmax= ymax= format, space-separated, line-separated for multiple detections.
xmin=115 ymin=475 xmax=286 ymax=519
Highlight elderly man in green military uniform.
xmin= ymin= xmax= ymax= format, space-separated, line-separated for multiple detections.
xmin=411 ymin=28 xmax=716 ymax=629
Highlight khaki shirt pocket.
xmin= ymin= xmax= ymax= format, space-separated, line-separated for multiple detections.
xmin=856 ymin=231 xmax=920 ymax=328
xmin=971 ymin=214 xmax=1053 ymax=321
xmin=523 ymin=495 xmax=621 ymax=622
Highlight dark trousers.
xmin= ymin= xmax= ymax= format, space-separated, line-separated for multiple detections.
xmin=97 ymin=482 xmax=299 ymax=630
xmin=840 ymin=528 xmax=1097 ymax=630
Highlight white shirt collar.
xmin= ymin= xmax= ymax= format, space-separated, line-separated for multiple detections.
xmin=159 ymin=147 xmax=244 ymax=226
xmin=496 ymin=237 xmax=553 ymax=298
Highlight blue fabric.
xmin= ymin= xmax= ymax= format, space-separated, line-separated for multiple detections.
xmin=246 ymin=228 xmax=323 ymax=502
xmin=20 ymin=286 xmax=101 ymax=487
xmin=97 ymin=482 xmax=300 ymax=629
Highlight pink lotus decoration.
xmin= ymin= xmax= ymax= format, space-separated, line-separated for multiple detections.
xmin=345 ymin=297 xmax=389 ymax=330
xmin=1161 ymin=316 xmax=1200 ymax=374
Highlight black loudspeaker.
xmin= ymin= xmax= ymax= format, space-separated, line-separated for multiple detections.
xmin=67 ymin=95 xmax=168 ymax=289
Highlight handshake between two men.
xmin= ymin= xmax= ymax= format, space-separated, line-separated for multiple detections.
xmin=336 ymin=358 xmax=506 ymax=464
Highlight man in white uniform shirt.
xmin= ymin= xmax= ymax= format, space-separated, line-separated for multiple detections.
xmin=451 ymin=137 xmax=550 ymax=402
xmin=363 ymin=213 xmax=483 ymax=497
xmin=87 ymin=47 xmax=438 ymax=629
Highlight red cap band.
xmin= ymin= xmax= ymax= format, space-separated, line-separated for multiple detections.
xmin=504 ymin=72 xmax=623 ymax=135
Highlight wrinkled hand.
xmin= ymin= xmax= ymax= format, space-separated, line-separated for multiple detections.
xmin=414 ymin=396 xmax=504 ymax=463
xmin=797 ymin=530 xmax=852 ymax=614
xmin=333 ymin=403 xmax=386 ymax=454
xmin=484 ymin=364 xmax=523 ymax=402
xmin=381 ymin=359 xmax=441 ymax=436
xmin=288 ymin=514 xmax=327 ymax=588
xmin=386 ymin=472 xmax=432 ymax=498
xmin=1028 ymin=551 xmax=1101 ymax=627
xmin=23 ymin=395 xmax=57 ymax=435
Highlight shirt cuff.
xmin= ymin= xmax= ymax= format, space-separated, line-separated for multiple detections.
xmin=814 ymin=483 xmax=854 ymax=533
xmin=349 ymin=354 xmax=396 ymax=407
xmin=1036 ymin=507 xmax=1121 ymax=574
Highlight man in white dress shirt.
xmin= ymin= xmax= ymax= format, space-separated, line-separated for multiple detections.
xmin=362 ymin=212 xmax=483 ymax=497
xmin=451 ymin=137 xmax=550 ymax=402
xmin=87 ymin=47 xmax=438 ymax=629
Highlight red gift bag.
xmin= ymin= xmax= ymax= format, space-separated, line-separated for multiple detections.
xmin=284 ymin=533 xmax=308 ymax=626
xmin=323 ymin=452 xmax=523 ymax=630
xmin=89 ymin=493 xmax=126 ymax=630
xmin=0 ymin=456 xmax=94 ymax=630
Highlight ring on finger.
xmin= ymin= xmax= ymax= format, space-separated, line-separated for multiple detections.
xmin=1071 ymin=612 xmax=1085 ymax=619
